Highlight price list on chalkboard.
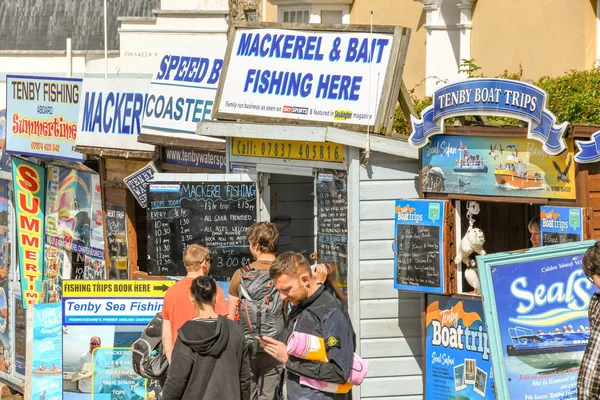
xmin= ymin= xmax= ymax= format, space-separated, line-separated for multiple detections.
xmin=316 ymin=170 xmax=348 ymax=286
xmin=147 ymin=181 xmax=257 ymax=277
xmin=393 ymin=200 xmax=445 ymax=293
xmin=396 ymin=225 xmax=440 ymax=287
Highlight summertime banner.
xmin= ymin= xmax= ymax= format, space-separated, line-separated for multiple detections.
xmin=478 ymin=240 xmax=597 ymax=399
xmin=421 ymin=135 xmax=575 ymax=200
xmin=12 ymin=158 xmax=45 ymax=308
xmin=425 ymin=295 xmax=495 ymax=399
xmin=6 ymin=75 xmax=83 ymax=161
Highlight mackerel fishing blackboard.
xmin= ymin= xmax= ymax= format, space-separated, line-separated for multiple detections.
xmin=147 ymin=180 xmax=257 ymax=277
xmin=394 ymin=199 xmax=448 ymax=294
xmin=316 ymin=170 xmax=348 ymax=289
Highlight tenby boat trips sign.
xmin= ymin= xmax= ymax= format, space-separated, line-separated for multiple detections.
xmin=409 ymin=79 xmax=568 ymax=156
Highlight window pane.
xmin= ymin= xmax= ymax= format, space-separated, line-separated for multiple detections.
xmin=283 ymin=11 xmax=289 ymax=22
xmin=321 ymin=10 xmax=343 ymax=24
xmin=303 ymin=10 xmax=309 ymax=23
xmin=290 ymin=11 xmax=296 ymax=23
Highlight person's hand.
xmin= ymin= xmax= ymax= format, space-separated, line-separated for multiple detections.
xmin=312 ymin=263 xmax=328 ymax=284
xmin=259 ymin=336 xmax=288 ymax=363
xmin=325 ymin=263 xmax=337 ymax=281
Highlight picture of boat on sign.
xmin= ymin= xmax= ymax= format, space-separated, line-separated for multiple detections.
xmin=494 ymin=144 xmax=545 ymax=190
xmin=453 ymin=144 xmax=488 ymax=173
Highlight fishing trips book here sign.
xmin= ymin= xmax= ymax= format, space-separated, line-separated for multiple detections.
xmin=478 ymin=240 xmax=597 ymax=400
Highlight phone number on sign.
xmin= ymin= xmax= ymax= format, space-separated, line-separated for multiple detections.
xmin=31 ymin=141 xmax=60 ymax=152
xmin=233 ymin=138 xmax=344 ymax=163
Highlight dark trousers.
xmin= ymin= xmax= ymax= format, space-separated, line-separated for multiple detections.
xmin=250 ymin=351 xmax=282 ymax=400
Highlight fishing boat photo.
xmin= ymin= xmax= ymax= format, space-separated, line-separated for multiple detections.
xmin=453 ymin=144 xmax=488 ymax=173
xmin=506 ymin=326 xmax=588 ymax=370
xmin=494 ymin=145 xmax=544 ymax=190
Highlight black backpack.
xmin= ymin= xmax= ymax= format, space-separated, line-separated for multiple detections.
xmin=238 ymin=266 xmax=284 ymax=353
xmin=132 ymin=312 xmax=169 ymax=380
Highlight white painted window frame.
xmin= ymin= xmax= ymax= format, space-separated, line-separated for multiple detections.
xmin=278 ymin=5 xmax=312 ymax=23
xmin=311 ymin=4 xmax=350 ymax=24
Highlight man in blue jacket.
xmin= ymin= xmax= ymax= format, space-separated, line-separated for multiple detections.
xmin=260 ymin=252 xmax=355 ymax=399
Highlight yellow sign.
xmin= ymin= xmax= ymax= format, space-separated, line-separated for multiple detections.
xmin=233 ymin=138 xmax=344 ymax=163
xmin=62 ymin=280 xmax=175 ymax=298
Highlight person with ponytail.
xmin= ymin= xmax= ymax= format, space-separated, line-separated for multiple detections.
xmin=162 ymin=276 xmax=251 ymax=400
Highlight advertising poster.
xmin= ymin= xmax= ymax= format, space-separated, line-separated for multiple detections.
xmin=142 ymin=49 xmax=226 ymax=135
xmin=62 ymin=280 xmax=174 ymax=400
xmin=5 ymin=75 xmax=83 ymax=161
xmin=106 ymin=203 xmax=129 ymax=279
xmin=31 ymin=302 xmax=63 ymax=400
xmin=45 ymin=164 xmax=104 ymax=259
xmin=12 ymin=157 xmax=46 ymax=308
xmin=216 ymin=28 xmax=395 ymax=127
xmin=0 ymin=110 xmax=13 ymax=172
xmin=540 ymin=206 xmax=584 ymax=246
xmin=478 ymin=241 xmax=597 ymax=399
xmin=393 ymin=199 xmax=445 ymax=293
xmin=0 ymin=179 xmax=9 ymax=373
xmin=421 ymin=135 xmax=576 ymax=200
xmin=14 ymin=295 xmax=26 ymax=376
xmin=76 ymin=78 xmax=154 ymax=151
xmin=426 ymin=295 xmax=495 ymax=399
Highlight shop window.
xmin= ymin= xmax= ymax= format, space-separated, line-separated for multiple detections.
xmin=280 ymin=7 xmax=311 ymax=23
xmin=320 ymin=9 xmax=343 ymax=24
xmin=456 ymin=200 xmax=539 ymax=293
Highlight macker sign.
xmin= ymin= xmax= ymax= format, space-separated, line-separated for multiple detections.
xmin=214 ymin=25 xmax=408 ymax=130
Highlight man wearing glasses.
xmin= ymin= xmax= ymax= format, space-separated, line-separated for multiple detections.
xmin=78 ymin=336 xmax=101 ymax=393
xmin=162 ymin=244 xmax=228 ymax=363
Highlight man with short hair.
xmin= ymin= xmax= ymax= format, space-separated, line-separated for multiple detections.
xmin=260 ymin=252 xmax=355 ymax=399
xmin=162 ymin=243 xmax=227 ymax=363
xmin=78 ymin=336 xmax=101 ymax=393
xmin=228 ymin=222 xmax=283 ymax=400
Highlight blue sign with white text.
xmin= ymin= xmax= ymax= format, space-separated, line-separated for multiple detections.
xmin=426 ymin=295 xmax=495 ymax=399
xmin=394 ymin=199 xmax=445 ymax=293
xmin=488 ymin=252 xmax=594 ymax=399
xmin=162 ymin=147 xmax=226 ymax=170
xmin=409 ymin=79 xmax=568 ymax=156
xmin=575 ymin=131 xmax=600 ymax=164
xmin=32 ymin=302 xmax=63 ymax=400
xmin=540 ymin=206 xmax=584 ymax=246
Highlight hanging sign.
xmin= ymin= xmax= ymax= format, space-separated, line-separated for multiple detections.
xmin=540 ymin=206 xmax=586 ymax=246
xmin=123 ymin=162 xmax=157 ymax=208
xmin=6 ymin=75 xmax=83 ymax=161
xmin=214 ymin=25 xmax=406 ymax=131
xmin=409 ymin=79 xmax=568 ymax=156
xmin=478 ymin=240 xmax=597 ymax=400
xmin=425 ymin=295 xmax=495 ymax=399
xmin=76 ymin=78 xmax=154 ymax=151
xmin=12 ymin=158 xmax=45 ymax=308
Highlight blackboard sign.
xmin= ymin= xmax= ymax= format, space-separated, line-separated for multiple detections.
xmin=316 ymin=170 xmax=348 ymax=288
xmin=393 ymin=199 xmax=446 ymax=293
xmin=540 ymin=206 xmax=584 ymax=246
xmin=147 ymin=181 xmax=257 ymax=277
xmin=106 ymin=203 xmax=129 ymax=279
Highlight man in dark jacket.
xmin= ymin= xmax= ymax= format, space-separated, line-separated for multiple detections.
xmin=161 ymin=315 xmax=251 ymax=400
xmin=260 ymin=252 xmax=355 ymax=400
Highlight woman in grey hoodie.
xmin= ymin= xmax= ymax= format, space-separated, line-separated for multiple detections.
xmin=162 ymin=276 xmax=251 ymax=400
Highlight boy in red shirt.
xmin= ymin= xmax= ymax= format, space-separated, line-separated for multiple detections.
xmin=162 ymin=244 xmax=227 ymax=363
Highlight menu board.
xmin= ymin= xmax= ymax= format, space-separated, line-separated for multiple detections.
xmin=540 ymin=206 xmax=584 ymax=246
xmin=316 ymin=170 xmax=348 ymax=288
xmin=106 ymin=203 xmax=129 ymax=279
xmin=393 ymin=199 xmax=446 ymax=293
xmin=147 ymin=181 xmax=257 ymax=278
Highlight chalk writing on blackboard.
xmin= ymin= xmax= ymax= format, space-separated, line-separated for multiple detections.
xmin=395 ymin=224 xmax=441 ymax=287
